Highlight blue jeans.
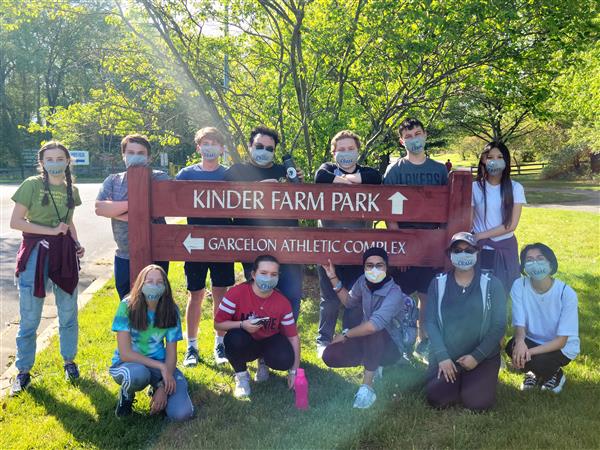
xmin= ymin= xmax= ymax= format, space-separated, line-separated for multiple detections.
xmin=243 ymin=263 xmax=304 ymax=321
xmin=114 ymin=256 xmax=170 ymax=300
xmin=316 ymin=265 xmax=363 ymax=345
xmin=16 ymin=244 xmax=78 ymax=373
xmin=109 ymin=362 xmax=194 ymax=421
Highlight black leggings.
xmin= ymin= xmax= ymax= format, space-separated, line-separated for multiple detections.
xmin=505 ymin=337 xmax=571 ymax=381
xmin=224 ymin=329 xmax=294 ymax=373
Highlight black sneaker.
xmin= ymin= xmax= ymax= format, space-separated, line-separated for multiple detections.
xmin=115 ymin=390 xmax=135 ymax=418
xmin=520 ymin=371 xmax=538 ymax=391
xmin=541 ymin=368 xmax=566 ymax=393
xmin=213 ymin=342 xmax=228 ymax=365
xmin=10 ymin=372 xmax=31 ymax=397
xmin=183 ymin=346 xmax=201 ymax=367
xmin=64 ymin=362 xmax=80 ymax=382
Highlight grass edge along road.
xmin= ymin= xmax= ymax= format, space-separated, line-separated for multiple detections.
xmin=1 ymin=208 xmax=599 ymax=449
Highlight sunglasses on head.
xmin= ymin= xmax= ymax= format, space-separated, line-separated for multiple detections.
xmin=451 ymin=246 xmax=478 ymax=254
xmin=254 ymin=143 xmax=275 ymax=152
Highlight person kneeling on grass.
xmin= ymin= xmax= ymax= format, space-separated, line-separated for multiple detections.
xmin=424 ymin=232 xmax=506 ymax=411
xmin=505 ymin=243 xmax=579 ymax=394
xmin=320 ymin=247 xmax=417 ymax=409
xmin=109 ymin=265 xmax=194 ymax=420
xmin=214 ymin=255 xmax=300 ymax=399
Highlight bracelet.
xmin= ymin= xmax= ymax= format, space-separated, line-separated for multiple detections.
xmin=333 ymin=280 xmax=343 ymax=292
xmin=288 ymin=369 xmax=297 ymax=375
xmin=328 ymin=275 xmax=337 ymax=280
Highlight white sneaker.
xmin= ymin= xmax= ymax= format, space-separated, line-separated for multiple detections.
xmin=541 ymin=369 xmax=566 ymax=394
xmin=213 ymin=342 xmax=228 ymax=365
xmin=374 ymin=366 xmax=383 ymax=382
xmin=316 ymin=343 xmax=328 ymax=359
xmin=234 ymin=371 xmax=251 ymax=398
xmin=353 ymin=384 xmax=377 ymax=409
xmin=254 ymin=359 xmax=270 ymax=382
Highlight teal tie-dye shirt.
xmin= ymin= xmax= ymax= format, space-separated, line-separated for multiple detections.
xmin=111 ymin=299 xmax=182 ymax=365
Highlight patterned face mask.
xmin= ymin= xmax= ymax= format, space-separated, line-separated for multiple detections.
xmin=255 ymin=274 xmax=278 ymax=292
xmin=524 ymin=260 xmax=552 ymax=280
xmin=404 ymin=135 xmax=426 ymax=154
xmin=485 ymin=159 xmax=506 ymax=176
xmin=44 ymin=161 xmax=68 ymax=176
xmin=142 ymin=283 xmax=165 ymax=302
xmin=335 ymin=150 xmax=358 ymax=168
xmin=251 ymin=148 xmax=274 ymax=166
xmin=200 ymin=144 xmax=221 ymax=160
xmin=450 ymin=251 xmax=478 ymax=271
xmin=365 ymin=267 xmax=386 ymax=283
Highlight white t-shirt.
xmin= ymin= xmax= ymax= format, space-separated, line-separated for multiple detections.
xmin=472 ymin=180 xmax=526 ymax=242
xmin=511 ymin=277 xmax=580 ymax=360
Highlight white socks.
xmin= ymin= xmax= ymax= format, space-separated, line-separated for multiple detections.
xmin=188 ymin=337 xmax=198 ymax=350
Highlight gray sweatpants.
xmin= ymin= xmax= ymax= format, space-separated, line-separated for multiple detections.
xmin=109 ymin=362 xmax=194 ymax=421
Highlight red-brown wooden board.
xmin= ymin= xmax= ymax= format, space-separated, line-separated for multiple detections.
xmin=128 ymin=166 xmax=472 ymax=284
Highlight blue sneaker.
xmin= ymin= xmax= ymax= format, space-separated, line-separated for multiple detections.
xmin=10 ymin=372 xmax=31 ymax=397
xmin=64 ymin=362 xmax=80 ymax=382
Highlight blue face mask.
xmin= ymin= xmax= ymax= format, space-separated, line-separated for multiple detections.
xmin=524 ymin=260 xmax=552 ymax=280
xmin=141 ymin=283 xmax=165 ymax=302
xmin=254 ymin=274 xmax=278 ymax=292
xmin=404 ymin=135 xmax=426 ymax=154
xmin=485 ymin=159 xmax=506 ymax=176
xmin=335 ymin=150 xmax=358 ymax=168
xmin=44 ymin=161 xmax=68 ymax=176
xmin=251 ymin=148 xmax=274 ymax=166
xmin=200 ymin=144 xmax=221 ymax=160
xmin=125 ymin=154 xmax=148 ymax=168
xmin=450 ymin=252 xmax=478 ymax=271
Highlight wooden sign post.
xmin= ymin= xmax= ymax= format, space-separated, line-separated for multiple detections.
xmin=128 ymin=166 xmax=472 ymax=284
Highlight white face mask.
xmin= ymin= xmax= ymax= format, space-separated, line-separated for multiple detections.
xmin=335 ymin=150 xmax=358 ymax=168
xmin=365 ymin=267 xmax=386 ymax=283
xmin=251 ymin=148 xmax=274 ymax=166
xmin=450 ymin=252 xmax=478 ymax=271
xmin=200 ymin=144 xmax=221 ymax=160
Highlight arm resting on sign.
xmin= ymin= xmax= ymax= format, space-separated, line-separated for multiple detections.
xmin=474 ymin=203 xmax=523 ymax=241
xmin=95 ymin=200 xmax=128 ymax=218
xmin=10 ymin=203 xmax=64 ymax=235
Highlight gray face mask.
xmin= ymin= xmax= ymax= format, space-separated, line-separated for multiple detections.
xmin=141 ymin=283 xmax=165 ymax=302
xmin=200 ymin=144 xmax=221 ymax=160
xmin=450 ymin=252 xmax=478 ymax=271
xmin=125 ymin=154 xmax=148 ymax=168
xmin=485 ymin=159 xmax=506 ymax=176
xmin=404 ymin=136 xmax=426 ymax=154
xmin=524 ymin=260 xmax=552 ymax=281
xmin=255 ymin=274 xmax=278 ymax=292
xmin=335 ymin=150 xmax=358 ymax=168
xmin=251 ymin=148 xmax=274 ymax=166
xmin=44 ymin=161 xmax=68 ymax=176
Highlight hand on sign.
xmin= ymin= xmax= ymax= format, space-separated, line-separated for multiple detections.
xmin=333 ymin=176 xmax=353 ymax=184
xmin=321 ymin=259 xmax=337 ymax=280
xmin=343 ymin=172 xmax=362 ymax=184
xmin=260 ymin=178 xmax=279 ymax=183
xmin=296 ymin=168 xmax=304 ymax=182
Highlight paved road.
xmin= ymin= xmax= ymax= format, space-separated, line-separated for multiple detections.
xmin=0 ymin=183 xmax=116 ymax=335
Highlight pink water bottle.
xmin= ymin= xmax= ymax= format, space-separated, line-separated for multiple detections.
xmin=294 ymin=368 xmax=309 ymax=410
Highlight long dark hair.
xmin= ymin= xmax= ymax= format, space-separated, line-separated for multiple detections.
xmin=127 ymin=265 xmax=179 ymax=330
xmin=38 ymin=141 xmax=75 ymax=210
xmin=476 ymin=141 xmax=514 ymax=228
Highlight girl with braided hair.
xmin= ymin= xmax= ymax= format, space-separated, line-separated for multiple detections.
xmin=9 ymin=141 xmax=84 ymax=396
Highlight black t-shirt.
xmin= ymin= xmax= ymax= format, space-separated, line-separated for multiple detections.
xmin=223 ymin=162 xmax=298 ymax=227
xmin=314 ymin=162 xmax=382 ymax=185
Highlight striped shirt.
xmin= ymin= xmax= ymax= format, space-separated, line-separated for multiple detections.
xmin=215 ymin=283 xmax=297 ymax=339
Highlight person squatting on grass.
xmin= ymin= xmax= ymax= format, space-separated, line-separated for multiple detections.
xmin=472 ymin=141 xmax=526 ymax=293
xmin=321 ymin=247 xmax=418 ymax=409
xmin=505 ymin=243 xmax=579 ymax=394
xmin=314 ymin=130 xmax=382 ymax=359
xmin=175 ymin=127 xmax=235 ymax=368
xmin=383 ymin=118 xmax=449 ymax=364
xmin=109 ymin=265 xmax=194 ymax=420
xmin=10 ymin=141 xmax=84 ymax=396
xmin=214 ymin=255 xmax=301 ymax=399
xmin=94 ymin=134 xmax=170 ymax=300
xmin=425 ymin=232 xmax=507 ymax=411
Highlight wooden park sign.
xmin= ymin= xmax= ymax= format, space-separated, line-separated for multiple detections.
xmin=128 ymin=166 xmax=472 ymax=284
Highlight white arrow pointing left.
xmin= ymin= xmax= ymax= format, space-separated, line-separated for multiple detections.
xmin=388 ymin=192 xmax=408 ymax=215
xmin=183 ymin=233 xmax=205 ymax=254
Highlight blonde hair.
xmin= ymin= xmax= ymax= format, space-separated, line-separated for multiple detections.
xmin=194 ymin=127 xmax=225 ymax=146
xmin=330 ymin=130 xmax=362 ymax=152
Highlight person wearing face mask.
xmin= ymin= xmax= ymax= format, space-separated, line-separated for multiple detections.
xmin=383 ymin=118 xmax=448 ymax=364
xmin=472 ymin=141 xmax=526 ymax=293
xmin=214 ymin=255 xmax=300 ymax=398
xmin=224 ymin=126 xmax=304 ymax=321
xmin=424 ymin=232 xmax=506 ymax=411
xmin=505 ymin=243 xmax=579 ymax=394
xmin=320 ymin=247 xmax=416 ymax=409
xmin=10 ymin=141 xmax=84 ymax=396
xmin=95 ymin=134 xmax=170 ymax=300
xmin=314 ymin=130 xmax=383 ymax=359
xmin=175 ymin=127 xmax=235 ymax=368
xmin=109 ymin=264 xmax=193 ymax=420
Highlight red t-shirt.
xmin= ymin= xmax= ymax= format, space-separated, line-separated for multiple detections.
xmin=215 ymin=283 xmax=298 ymax=340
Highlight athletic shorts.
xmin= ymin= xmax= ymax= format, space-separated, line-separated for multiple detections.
xmin=184 ymin=261 xmax=235 ymax=292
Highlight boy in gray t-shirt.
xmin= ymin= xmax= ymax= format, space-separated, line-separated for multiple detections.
xmin=383 ymin=118 xmax=447 ymax=363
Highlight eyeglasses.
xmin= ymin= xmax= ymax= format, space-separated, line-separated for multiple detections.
xmin=254 ymin=143 xmax=275 ymax=152
xmin=525 ymin=256 xmax=547 ymax=262
xmin=365 ymin=263 xmax=386 ymax=270
xmin=451 ymin=247 xmax=478 ymax=254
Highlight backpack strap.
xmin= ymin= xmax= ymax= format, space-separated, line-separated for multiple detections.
xmin=436 ymin=273 xmax=447 ymax=326
xmin=479 ymin=272 xmax=491 ymax=312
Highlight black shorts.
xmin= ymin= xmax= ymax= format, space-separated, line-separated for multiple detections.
xmin=390 ymin=266 xmax=440 ymax=296
xmin=184 ymin=261 xmax=235 ymax=292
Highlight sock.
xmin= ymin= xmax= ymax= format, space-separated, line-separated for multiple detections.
xmin=215 ymin=335 xmax=224 ymax=345
xmin=188 ymin=337 xmax=198 ymax=350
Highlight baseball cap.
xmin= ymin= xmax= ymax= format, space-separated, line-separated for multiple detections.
xmin=447 ymin=232 xmax=479 ymax=251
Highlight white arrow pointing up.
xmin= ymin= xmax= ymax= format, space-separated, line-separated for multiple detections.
xmin=388 ymin=192 xmax=408 ymax=215
xmin=183 ymin=233 xmax=205 ymax=254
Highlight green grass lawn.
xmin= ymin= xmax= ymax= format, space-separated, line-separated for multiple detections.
xmin=524 ymin=190 xmax=589 ymax=204
xmin=1 ymin=209 xmax=599 ymax=449
xmin=515 ymin=175 xmax=600 ymax=192
xmin=430 ymin=151 xmax=477 ymax=167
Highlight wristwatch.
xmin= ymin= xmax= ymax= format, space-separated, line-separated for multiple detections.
xmin=342 ymin=328 xmax=350 ymax=339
